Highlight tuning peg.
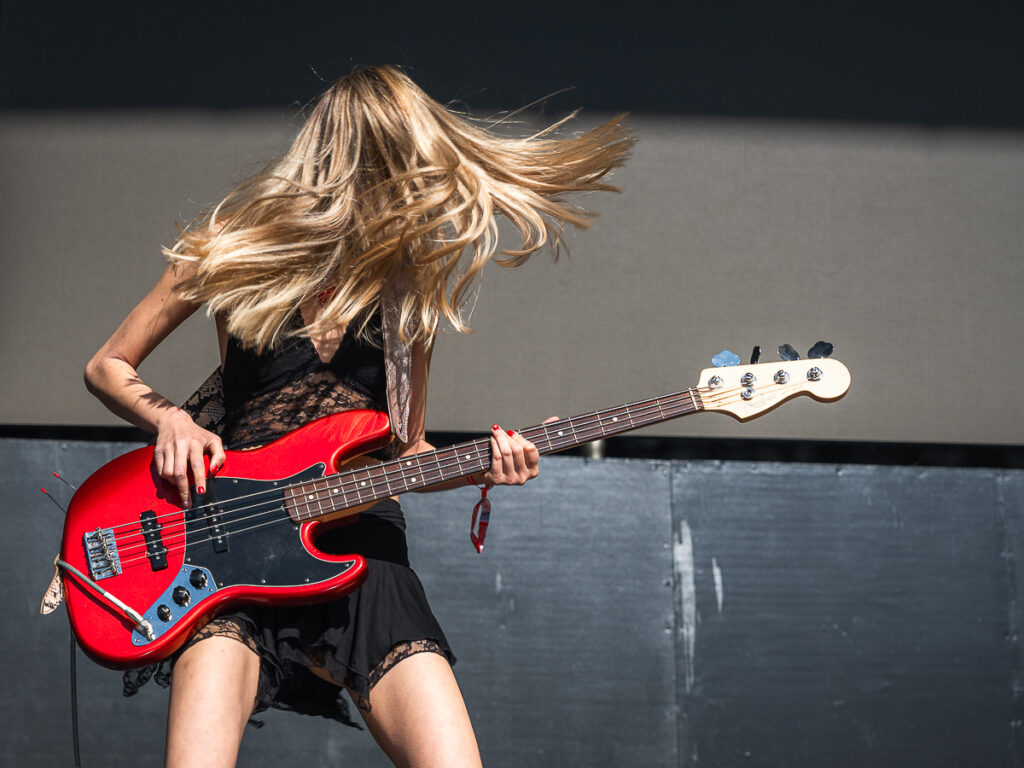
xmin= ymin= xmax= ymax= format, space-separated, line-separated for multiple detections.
xmin=750 ymin=346 xmax=761 ymax=365
xmin=807 ymin=340 xmax=835 ymax=359
xmin=777 ymin=344 xmax=800 ymax=361
xmin=711 ymin=350 xmax=741 ymax=367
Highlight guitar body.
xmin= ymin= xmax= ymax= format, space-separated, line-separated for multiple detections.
xmin=61 ymin=410 xmax=392 ymax=670
xmin=59 ymin=354 xmax=851 ymax=671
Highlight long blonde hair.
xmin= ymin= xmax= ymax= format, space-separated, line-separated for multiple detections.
xmin=169 ymin=65 xmax=632 ymax=350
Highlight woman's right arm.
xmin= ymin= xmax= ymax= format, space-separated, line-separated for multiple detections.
xmin=84 ymin=262 xmax=226 ymax=507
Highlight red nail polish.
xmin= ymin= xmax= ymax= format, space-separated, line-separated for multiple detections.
xmin=507 ymin=429 xmax=515 ymax=436
xmin=492 ymin=424 xmax=500 ymax=431
xmin=198 ymin=486 xmax=205 ymax=495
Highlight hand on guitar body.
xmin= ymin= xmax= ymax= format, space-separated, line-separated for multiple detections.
xmin=152 ymin=408 xmax=226 ymax=509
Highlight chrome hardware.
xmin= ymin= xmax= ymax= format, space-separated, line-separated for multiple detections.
xmin=741 ymin=387 xmax=755 ymax=400
xmin=774 ymin=370 xmax=790 ymax=384
xmin=807 ymin=367 xmax=823 ymax=382
xmin=133 ymin=565 xmax=217 ymax=645
xmin=807 ymin=341 xmax=834 ymax=359
xmin=708 ymin=375 xmax=724 ymax=389
xmin=740 ymin=372 xmax=756 ymax=386
xmin=83 ymin=527 xmax=121 ymax=580
xmin=712 ymin=350 xmax=741 ymax=368
xmin=778 ymin=343 xmax=800 ymax=361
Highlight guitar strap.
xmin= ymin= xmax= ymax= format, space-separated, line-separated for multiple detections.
xmin=40 ymin=554 xmax=64 ymax=614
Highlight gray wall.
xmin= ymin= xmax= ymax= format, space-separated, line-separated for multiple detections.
xmin=7 ymin=437 xmax=1022 ymax=767
xmin=2 ymin=113 xmax=1022 ymax=444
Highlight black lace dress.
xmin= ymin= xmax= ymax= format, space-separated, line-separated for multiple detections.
xmin=122 ymin=312 xmax=455 ymax=726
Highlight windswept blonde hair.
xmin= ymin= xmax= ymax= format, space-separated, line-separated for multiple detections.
xmin=169 ymin=65 xmax=631 ymax=350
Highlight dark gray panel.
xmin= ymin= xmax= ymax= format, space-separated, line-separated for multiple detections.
xmin=1000 ymin=470 xmax=1024 ymax=758
xmin=5 ymin=443 xmax=676 ymax=768
xmin=402 ymin=457 xmax=677 ymax=767
xmin=9 ymin=439 xmax=1023 ymax=767
xmin=2 ymin=438 xmax=157 ymax=767
xmin=672 ymin=462 xmax=1015 ymax=767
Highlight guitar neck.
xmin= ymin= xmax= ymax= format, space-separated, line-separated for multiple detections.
xmin=287 ymin=389 xmax=704 ymax=523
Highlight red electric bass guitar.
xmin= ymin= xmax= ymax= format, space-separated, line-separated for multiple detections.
xmin=60 ymin=356 xmax=850 ymax=669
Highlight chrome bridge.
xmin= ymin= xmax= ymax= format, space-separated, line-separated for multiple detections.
xmin=83 ymin=527 xmax=121 ymax=580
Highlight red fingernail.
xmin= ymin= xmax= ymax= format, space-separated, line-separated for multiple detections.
xmin=198 ymin=486 xmax=205 ymax=495
xmin=492 ymin=424 xmax=500 ymax=431
xmin=507 ymin=430 xmax=515 ymax=436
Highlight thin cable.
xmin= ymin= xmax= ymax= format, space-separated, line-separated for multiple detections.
xmin=69 ymin=626 xmax=82 ymax=768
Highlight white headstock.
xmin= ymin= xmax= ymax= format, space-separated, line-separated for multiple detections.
xmin=697 ymin=358 xmax=851 ymax=421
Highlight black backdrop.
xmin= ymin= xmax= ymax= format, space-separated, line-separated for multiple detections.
xmin=3 ymin=2 xmax=1022 ymax=126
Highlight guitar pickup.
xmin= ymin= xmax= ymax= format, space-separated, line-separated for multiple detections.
xmin=140 ymin=510 xmax=168 ymax=571
xmin=203 ymin=505 xmax=230 ymax=553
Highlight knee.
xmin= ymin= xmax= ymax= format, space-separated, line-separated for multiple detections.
xmin=174 ymin=635 xmax=261 ymax=699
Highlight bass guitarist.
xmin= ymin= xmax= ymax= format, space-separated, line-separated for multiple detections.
xmin=83 ymin=65 xmax=631 ymax=768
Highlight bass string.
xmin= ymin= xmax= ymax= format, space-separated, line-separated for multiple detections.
xmin=110 ymin=380 xmax=805 ymax=569
xmin=103 ymin=389 xmax=708 ymax=540
xmin=116 ymin=503 xmax=298 ymax=570
xmin=109 ymin=380 xmax=785 ymax=554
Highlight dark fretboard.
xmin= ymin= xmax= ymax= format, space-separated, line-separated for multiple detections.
xmin=288 ymin=388 xmax=703 ymax=522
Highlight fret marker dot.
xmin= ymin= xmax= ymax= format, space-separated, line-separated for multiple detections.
xmin=406 ymin=461 xmax=412 ymax=466
xmin=411 ymin=477 xmax=417 ymax=483
xmin=333 ymin=489 xmax=339 ymax=494
xmin=307 ymin=494 xmax=313 ymax=500
xmin=558 ymin=430 xmax=564 ymax=436
xmin=361 ymin=481 xmax=367 ymax=487
xmin=464 ymin=454 xmax=471 ymax=460
xmin=612 ymin=417 xmax=618 ymax=422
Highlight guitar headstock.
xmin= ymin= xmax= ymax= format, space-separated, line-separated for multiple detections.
xmin=696 ymin=358 xmax=851 ymax=421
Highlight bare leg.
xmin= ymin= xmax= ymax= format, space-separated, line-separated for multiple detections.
xmin=354 ymin=652 xmax=482 ymax=768
xmin=164 ymin=635 xmax=261 ymax=768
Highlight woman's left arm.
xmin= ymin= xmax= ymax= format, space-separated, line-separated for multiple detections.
xmin=399 ymin=340 xmax=545 ymax=491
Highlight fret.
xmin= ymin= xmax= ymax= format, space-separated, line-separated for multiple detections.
xmin=602 ymin=406 xmax=626 ymax=438
xmin=289 ymin=387 xmax=710 ymax=523
xmin=355 ymin=468 xmax=371 ymax=503
xmin=327 ymin=476 xmax=345 ymax=512
xmin=422 ymin=450 xmax=445 ymax=486
xmin=538 ymin=422 xmax=553 ymax=453
xmin=402 ymin=457 xmax=419 ymax=492
xmin=313 ymin=482 xmax=326 ymax=519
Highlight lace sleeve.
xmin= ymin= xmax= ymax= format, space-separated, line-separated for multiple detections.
xmin=180 ymin=367 xmax=226 ymax=435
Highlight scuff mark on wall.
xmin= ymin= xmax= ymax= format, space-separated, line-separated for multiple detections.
xmin=674 ymin=519 xmax=697 ymax=692
xmin=712 ymin=556 xmax=724 ymax=614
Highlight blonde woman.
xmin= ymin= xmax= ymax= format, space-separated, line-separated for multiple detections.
xmin=85 ymin=66 xmax=630 ymax=768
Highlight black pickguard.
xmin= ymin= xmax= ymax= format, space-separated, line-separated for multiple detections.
xmin=183 ymin=464 xmax=356 ymax=589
